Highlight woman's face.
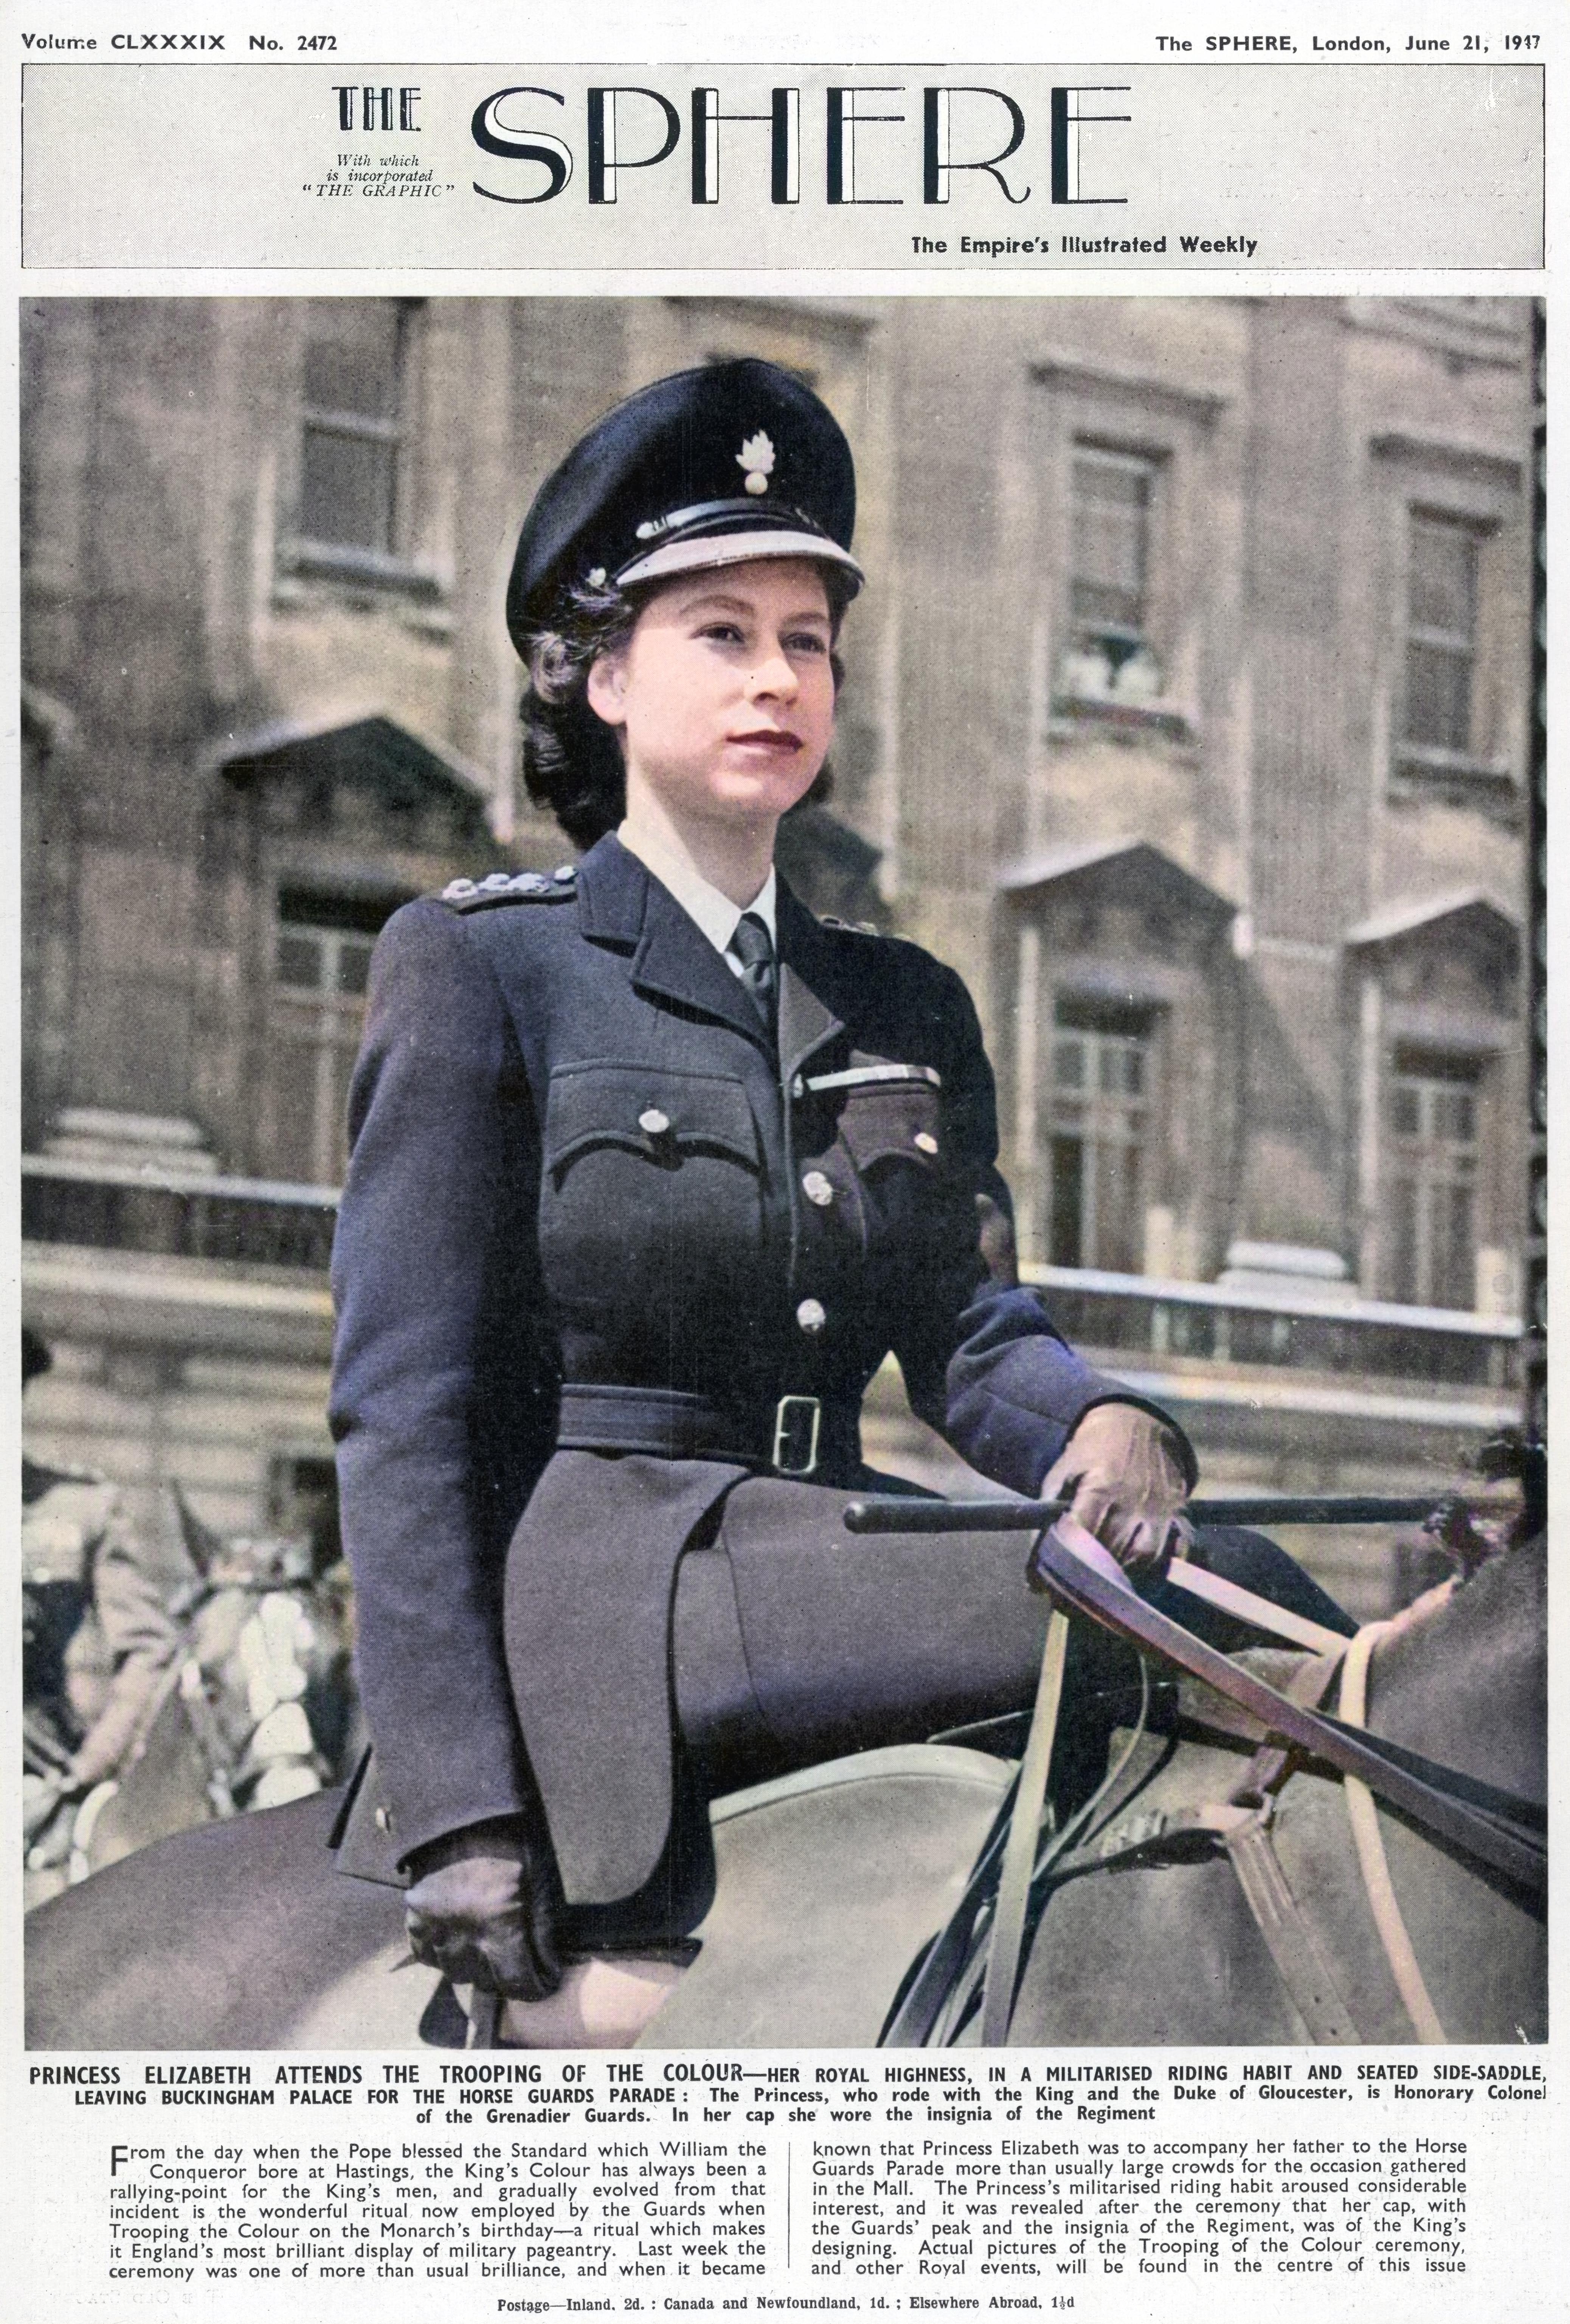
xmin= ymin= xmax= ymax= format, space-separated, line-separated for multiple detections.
xmin=586 ymin=558 xmax=836 ymax=836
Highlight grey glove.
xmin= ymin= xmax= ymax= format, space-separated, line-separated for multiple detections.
xmin=403 ymin=1817 xmax=563 ymax=2001
xmin=1042 ymin=1400 xmax=1192 ymax=1572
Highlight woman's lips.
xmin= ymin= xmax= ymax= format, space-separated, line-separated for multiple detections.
xmin=727 ymin=729 xmax=801 ymax=752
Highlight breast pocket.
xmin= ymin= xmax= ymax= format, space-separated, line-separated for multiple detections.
xmin=829 ymin=1073 xmax=970 ymax=1296
xmin=539 ymin=1064 xmax=765 ymax=1326
xmin=835 ymin=1077 xmax=945 ymax=1180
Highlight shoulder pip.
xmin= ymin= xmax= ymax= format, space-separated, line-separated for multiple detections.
xmin=439 ymin=864 xmax=578 ymax=914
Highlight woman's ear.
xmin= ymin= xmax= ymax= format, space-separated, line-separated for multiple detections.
xmin=586 ymin=651 xmax=627 ymax=729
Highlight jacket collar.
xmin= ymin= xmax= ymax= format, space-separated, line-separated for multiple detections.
xmin=575 ymin=829 xmax=648 ymax=946
xmin=576 ymin=832 xmax=845 ymax=1074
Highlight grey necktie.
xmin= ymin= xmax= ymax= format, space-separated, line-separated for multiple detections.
xmin=728 ymin=910 xmax=777 ymax=1034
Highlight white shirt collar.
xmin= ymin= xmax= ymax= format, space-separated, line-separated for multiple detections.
xmin=617 ymin=820 xmax=777 ymax=966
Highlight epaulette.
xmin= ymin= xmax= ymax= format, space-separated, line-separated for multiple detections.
xmin=439 ymin=864 xmax=578 ymax=912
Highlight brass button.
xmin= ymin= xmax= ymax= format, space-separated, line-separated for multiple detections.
xmin=801 ymin=1171 xmax=835 ymax=1207
xmin=913 ymin=1130 xmax=939 ymax=1156
xmin=795 ymin=1298 xmax=827 ymax=1334
xmin=638 ymin=1108 xmax=672 ymax=1136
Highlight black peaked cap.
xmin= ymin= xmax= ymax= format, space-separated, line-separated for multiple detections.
xmin=507 ymin=358 xmax=860 ymax=650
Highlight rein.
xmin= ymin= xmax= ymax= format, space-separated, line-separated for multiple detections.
xmin=1337 ymin=1597 xmax=1450 ymax=2043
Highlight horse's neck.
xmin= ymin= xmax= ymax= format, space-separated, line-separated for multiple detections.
xmin=1367 ymin=1538 xmax=1546 ymax=1803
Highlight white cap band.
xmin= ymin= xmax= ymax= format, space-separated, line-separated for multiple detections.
xmin=617 ymin=528 xmax=864 ymax=591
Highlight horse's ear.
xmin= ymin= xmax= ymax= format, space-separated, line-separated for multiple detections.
xmin=1477 ymin=1430 xmax=1548 ymax=1547
xmin=173 ymin=1484 xmax=225 ymax=1580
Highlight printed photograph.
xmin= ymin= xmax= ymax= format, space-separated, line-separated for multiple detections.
xmin=19 ymin=294 xmax=1545 ymax=2051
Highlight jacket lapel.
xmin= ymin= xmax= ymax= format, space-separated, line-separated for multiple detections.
xmin=579 ymin=834 xmax=769 ymax=1050
xmin=776 ymin=966 xmax=844 ymax=1085
xmin=577 ymin=836 xmax=848 ymax=1073
xmin=776 ymin=882 xmax=846 ymax=1083
xmin=633 ymin=892 xmax=769 ymax=1049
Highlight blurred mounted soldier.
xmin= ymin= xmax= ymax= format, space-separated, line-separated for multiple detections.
xmin=22 ymin=1328 xmax=181 ymax=1905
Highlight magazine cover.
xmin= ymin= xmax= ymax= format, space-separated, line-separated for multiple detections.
xmin=6 ymin=4 xmax=1559 ymax=2318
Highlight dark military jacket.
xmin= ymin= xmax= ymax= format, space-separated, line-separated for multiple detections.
xmin=329 ymin=833 xmax=1185 ymax=1895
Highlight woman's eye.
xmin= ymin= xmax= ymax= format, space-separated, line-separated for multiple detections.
xmin=786 ymin=632 xmax=830 ymax=655
xmin=698 ymin=622 xmax=745 ymax=643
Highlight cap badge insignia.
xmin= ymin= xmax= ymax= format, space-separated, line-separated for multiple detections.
xmin=586 ymin=567 xmax=607 ymax=589
xmin=737 ymin=430 xmax=776 ymax=496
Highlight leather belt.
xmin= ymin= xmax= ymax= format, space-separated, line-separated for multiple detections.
xmin=556 ymin=1383 xmax=840 ymax=1478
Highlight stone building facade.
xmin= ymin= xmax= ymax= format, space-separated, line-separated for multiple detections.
xmin=20 ymin=296 xmax=1533 ymax=1588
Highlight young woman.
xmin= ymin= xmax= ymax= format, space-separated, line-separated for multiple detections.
xmin=328 ymin=359 xmax=1348 ymax=2019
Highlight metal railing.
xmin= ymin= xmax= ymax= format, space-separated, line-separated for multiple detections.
xmin=20 ymin=1154 xmax=1523 ymax=1394
xmin=21 ymin=1156 xmax=339 ymax=1273
xmin=1021 ymin=1262 xmax=1520 ymax=1391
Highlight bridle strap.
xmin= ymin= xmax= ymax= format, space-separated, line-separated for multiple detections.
xmin=1164 ymin=1557 xmax=1350 ymax=1656
xmin=1339 ymin=1617 xmax=1448 ymax=2042
xmin=1028 ymin=1521 xmax=1546 ymax=1899
xmin=978 ymin=1608 xmax=1071 ymax=2047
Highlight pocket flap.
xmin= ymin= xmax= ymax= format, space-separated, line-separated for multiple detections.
xmin=837 ymin=1079 xmax=945 ymax=1171
xmin=546 ymin=1064 xmax=762 ymax=1175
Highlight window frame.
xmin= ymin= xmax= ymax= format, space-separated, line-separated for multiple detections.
xmin=1045 ymin=1003 xmax=1159 ymax=1274
xmin=1370 ymin=431 xmax=1523 ymax=812
xmin=264 ymin=887 xmax=401 ymax=1189
xmin=1066 ymin=442 xmax=1160 ymax=663
xmin=1384 ymin=1047 xmax=1484 ymax=1312
xmin=276 ymin=298 xmax=443 ymax=601
xmin=1033 ymin=360 xmax=1226 ymax=746
xmin=1401 ymin=505 xmax=1488 ymax=763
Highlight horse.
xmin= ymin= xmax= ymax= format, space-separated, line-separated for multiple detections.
xmin=24 ymin=1524 xmax=1544 ymax=2053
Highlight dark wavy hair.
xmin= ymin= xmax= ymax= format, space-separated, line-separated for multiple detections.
xmin=519 ymin=568 xmax=855 ymax=849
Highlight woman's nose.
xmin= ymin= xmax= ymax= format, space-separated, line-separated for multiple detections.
xmin=745 ymin=641 xmax=799 ymax=700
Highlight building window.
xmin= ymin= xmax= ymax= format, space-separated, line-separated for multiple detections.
xmin=1059 ymin=446 xmax=1168 ymax=707
xmin=1388 ymin=1049 xmax=1479 ymax=1310
xmin=1047 ymin=999 xmax=1154 ymax=1274
xmin=1070 ymin=448 xmax=1153 ymax=650
xmin=1403 ymin=510 xmax=1482 ymax=756
xmin=269 ymin=888 xmax=398 ymax=1186
xmin=299 ymin=301 xmax=412 ymax=555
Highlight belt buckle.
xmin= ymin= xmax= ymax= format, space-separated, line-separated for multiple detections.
xmin=771 ymin=1395 xmax=822 ymax=1479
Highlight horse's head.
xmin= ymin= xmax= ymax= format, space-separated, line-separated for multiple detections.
xmin=209 ymin=1533 xmax=315 ymax=1589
